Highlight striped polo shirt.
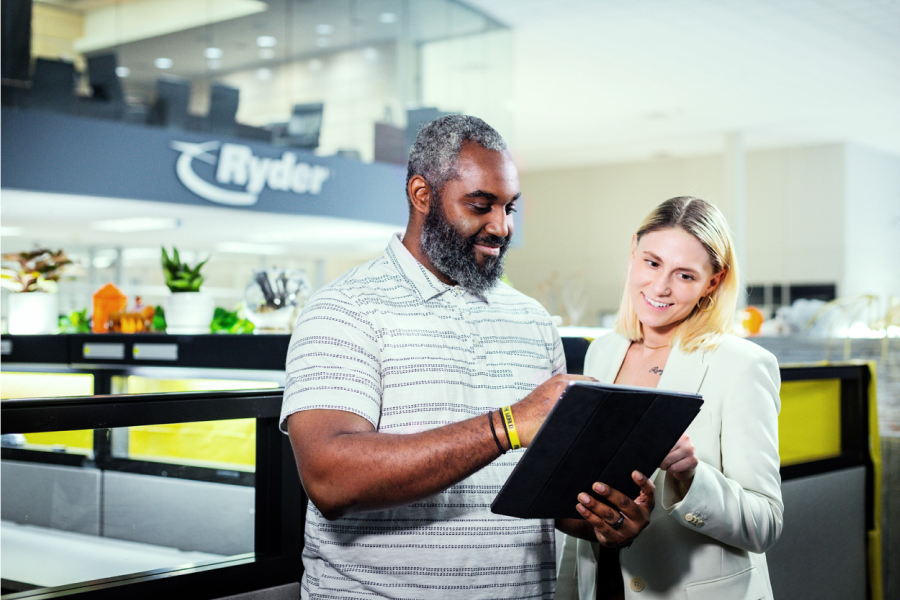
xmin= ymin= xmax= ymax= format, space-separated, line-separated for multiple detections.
xmin=281 ymin=233 xmax=566 ymax=599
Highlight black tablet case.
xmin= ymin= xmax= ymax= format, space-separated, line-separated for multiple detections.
xmin=491 ymin=381 xmax=703 ymax=520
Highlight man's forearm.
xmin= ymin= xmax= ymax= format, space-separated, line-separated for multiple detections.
xmin=288 ymin=409 xmax=505 ymax=520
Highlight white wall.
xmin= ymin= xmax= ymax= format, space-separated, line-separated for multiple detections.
xmin=843 ymin=145 xmax=900 ymax=311
xmin=504 ymin=143 xmax=857 ymax=325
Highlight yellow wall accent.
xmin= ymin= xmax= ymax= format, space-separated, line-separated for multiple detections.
xmin=128 ymin=419 xmax=256 ymax=468
xmin=119 ymin=376 xmax=279 ymax=468
xmin=2 ymin=372 xmax=95 ymax=449
xmin=778 ymin=378 xmax=842 ymax=466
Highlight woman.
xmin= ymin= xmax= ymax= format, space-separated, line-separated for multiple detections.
xmin=557 ymin=196 xmax=783 ymax=600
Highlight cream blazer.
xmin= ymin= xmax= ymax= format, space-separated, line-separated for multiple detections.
xmin=556 ymin=333 xmax=784 ymax=600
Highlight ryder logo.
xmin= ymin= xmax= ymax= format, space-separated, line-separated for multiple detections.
xmin=171 ymin=140 xmax=331 ymax=206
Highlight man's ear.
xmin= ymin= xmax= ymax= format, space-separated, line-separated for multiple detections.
xmin=407 ymin=175 xmax=432 ymax=216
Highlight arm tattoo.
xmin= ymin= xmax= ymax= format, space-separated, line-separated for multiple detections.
xmin=650 ymin=366 xmax=663 ymax=375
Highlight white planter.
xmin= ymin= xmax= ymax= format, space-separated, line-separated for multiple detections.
xmin=165 ymin=292 xmax=215 ymax=335
xmin=7 ymin=292 xmax=59 ymax=335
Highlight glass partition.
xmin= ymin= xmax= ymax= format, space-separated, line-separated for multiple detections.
xmin=1 ymin=389 xmax=299 ymax=598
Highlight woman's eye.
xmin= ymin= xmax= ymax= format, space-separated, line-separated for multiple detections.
xmin=645 ymin=260 xmax=659 ymax=268
xmin=679 ymin=273 xmax=695 ymax=281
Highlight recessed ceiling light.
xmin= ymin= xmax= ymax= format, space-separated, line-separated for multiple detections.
xmin=256 ymin=35 xmax=277 ymax=48
xmin=154 ymin=57 xmax=173 ymax=69
xmin=256 ymin=68 xmax=273 ymax=81
xmin=362 ymin=47 xmax=378 ymax=61
xmin=115 ymin=66 xmax=130 ymax=78
xmin=259 ymin=48 xmax=275 ymax=59
xmin=207 ymin=59 xmax=222 ymax=70
xmin=1 ymin=226 xmax=22 ymax=236
xmin=309 ymin=59 xmax=323 ymax=71
xmin=204 ymin=47 xmax=223 ymax=59
xmin=315 ymin=23 xmax=334 ymax=35
xmin=316 ymin=37 xmax=330 ymax=48
xmin=379 ymin=12 xmax=397 ymax=24
xmin=91 ymin=217 xmax=181 ymax=233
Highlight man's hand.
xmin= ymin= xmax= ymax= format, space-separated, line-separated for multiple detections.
xmin=511 ymin=374 xmax=596 ymax=447
xmin=660 ymin=434 xmax=698 ymax=488
xmin=574 ymin=471 xmax=655 ymax=548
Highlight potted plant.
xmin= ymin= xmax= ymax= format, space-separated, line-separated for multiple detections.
xmin=1 ymin=248 xmax=73 ymax=334
xmin=161 ymin=247 xmax=214 ymax=334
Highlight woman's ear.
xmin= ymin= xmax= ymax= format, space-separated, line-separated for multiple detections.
xmin=407 ymin=175 xmax=432 ymax=216
xmin=630 ymin=234 xmax=638 ymax=259
xmin=705 ymin=268 xmax=727 ymax=295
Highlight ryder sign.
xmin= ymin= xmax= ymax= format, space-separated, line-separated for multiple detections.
xmin=171 ymin=140 xmax=332 ymax=206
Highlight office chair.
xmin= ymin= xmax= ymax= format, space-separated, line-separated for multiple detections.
xmin=208 ymin=83 xmax=239 ymax=136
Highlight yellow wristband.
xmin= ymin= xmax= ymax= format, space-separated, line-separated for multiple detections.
xmin=501 ymin=405 xmax=521 ymax=450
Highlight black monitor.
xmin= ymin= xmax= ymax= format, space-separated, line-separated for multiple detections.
xmin=208 ymin=83 xmax=239 ymax=136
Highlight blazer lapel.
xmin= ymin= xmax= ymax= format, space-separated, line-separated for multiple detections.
xmin=594 ymin=335 xmax=631 ymax=384
xmin=657 ymin=345 xmax=709 ymax=394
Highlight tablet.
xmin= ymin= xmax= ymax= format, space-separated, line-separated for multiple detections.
xmin=490 ymin=381 xmax=703 ymax=519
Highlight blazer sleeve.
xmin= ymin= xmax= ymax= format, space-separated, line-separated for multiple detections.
xmin=662 ymin=346 xmax=784 ymax=554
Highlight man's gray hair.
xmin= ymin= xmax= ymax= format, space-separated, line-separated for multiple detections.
xmin=406 ymin=114 xmax=507 ymax=205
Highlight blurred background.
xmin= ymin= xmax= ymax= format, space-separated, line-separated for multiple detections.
xmin=1 ymin=1 xmax=899 ymax=595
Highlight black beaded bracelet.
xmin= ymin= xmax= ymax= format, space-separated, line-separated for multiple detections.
xmin=488 ymin=411 xmax=506 ymax=455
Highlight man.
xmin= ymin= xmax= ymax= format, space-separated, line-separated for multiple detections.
xmin=281 ymin=115 xmax=654 ymax=599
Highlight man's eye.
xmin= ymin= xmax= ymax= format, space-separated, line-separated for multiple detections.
xmin=469 ymin=204 xmax=491 ymax=213
xmin=506 ymin=205 xmax=517 ymax=215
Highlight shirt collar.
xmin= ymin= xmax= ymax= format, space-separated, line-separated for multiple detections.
xmin=385 ymin=233 xmax=494 ymax=305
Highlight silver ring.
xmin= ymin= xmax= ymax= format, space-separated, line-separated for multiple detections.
xmin=611 ymin=512 xmax=625 ymax=530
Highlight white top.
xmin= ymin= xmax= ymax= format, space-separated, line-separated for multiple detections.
xmin=281 ymin=234 xmax=566 ymax=599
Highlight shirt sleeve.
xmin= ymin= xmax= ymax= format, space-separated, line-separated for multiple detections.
xmin=279 ymin=288 xmax=382 ymax=433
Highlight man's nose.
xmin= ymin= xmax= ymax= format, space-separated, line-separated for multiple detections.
xmin=484 ymin=207 xmax=511 ymax=239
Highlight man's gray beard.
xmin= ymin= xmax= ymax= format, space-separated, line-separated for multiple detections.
xmin=420 ymin=196 xmax=509 ymax=296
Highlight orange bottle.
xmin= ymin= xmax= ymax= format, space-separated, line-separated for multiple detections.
xmin=92 ymin=283 xmax=127 ymax=333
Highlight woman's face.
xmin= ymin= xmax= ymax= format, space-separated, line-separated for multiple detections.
xmin=629 ymin=227 xmax=725 ymax=338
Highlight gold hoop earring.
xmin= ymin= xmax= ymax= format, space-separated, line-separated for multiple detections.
xmin=698 ymin=295 xmax=715 ymax=312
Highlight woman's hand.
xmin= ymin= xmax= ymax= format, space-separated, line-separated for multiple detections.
xmin=660 ymin=434 xmax=698 ymax=487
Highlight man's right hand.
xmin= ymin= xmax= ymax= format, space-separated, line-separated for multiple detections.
xmin=511 ymin=374 xmax=596 ymax=447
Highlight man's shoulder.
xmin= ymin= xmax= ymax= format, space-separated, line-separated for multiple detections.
xmin=308 ymin=252 xmax=401 ymax=303
xmin=488 ymin=281 xmax=553 ymax=316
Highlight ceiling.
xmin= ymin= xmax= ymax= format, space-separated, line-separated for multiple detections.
xmin=4 ymin=0 xmax=899 ymax=256
xmin=466 ymin=0 xmax=900 ymax=169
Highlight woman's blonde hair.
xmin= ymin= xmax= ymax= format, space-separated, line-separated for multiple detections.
xmin=615 ymin=196 xmax=739 ymax=353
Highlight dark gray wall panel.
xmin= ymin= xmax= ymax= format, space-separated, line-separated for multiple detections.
xmin=768 ymin=466 xmax=867 ymax=600
xmin=0 ymin=460 xmax=101 ymax=535
xmin=102 ymin=471 xmax=253 ymax=555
